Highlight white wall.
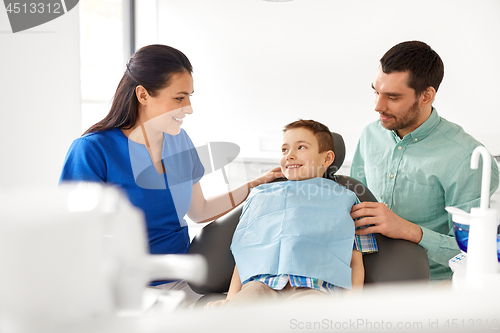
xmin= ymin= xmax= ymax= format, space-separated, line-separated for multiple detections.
xmin=137 ymin=0 xmax=500 ymax=162
xmin=1 ymin=1 xmax=498 ymax=191
xmin=0 ymin=6 xmax=81 ymax=190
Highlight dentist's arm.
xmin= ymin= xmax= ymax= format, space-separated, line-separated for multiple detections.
xmin=187 ymin=166 xmax=283 ymax=223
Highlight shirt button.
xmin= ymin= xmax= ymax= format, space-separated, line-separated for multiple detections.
xmin=414 ymin=138 xmax=419 ymax=142
xmin=384 ymin=203 xmax=389 ymax=207
xmin=398 ymin=146 xmax=402 ymax=150
xmin=390 ymin=174 xmax=394 ymax=178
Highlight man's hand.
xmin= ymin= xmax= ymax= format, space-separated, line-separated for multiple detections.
xmin=350 ymin=202 xmax=423 ymax=243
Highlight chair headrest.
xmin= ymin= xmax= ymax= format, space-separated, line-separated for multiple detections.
xmin=324 ymin=132 xmax=345 ymax=178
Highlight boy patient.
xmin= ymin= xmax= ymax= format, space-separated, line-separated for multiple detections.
xmin=206 ymin=119 xmax=377 ymax=309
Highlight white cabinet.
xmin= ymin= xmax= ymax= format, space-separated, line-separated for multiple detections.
xmin=227 ymin=157 xmax=280 ymax=185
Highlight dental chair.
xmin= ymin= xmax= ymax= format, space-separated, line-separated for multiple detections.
xmin=187 ymin=132 xmax=430 ymax=304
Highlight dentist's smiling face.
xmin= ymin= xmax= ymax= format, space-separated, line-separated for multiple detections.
xmin=280 ymin=127 xmax=332 ymax=181
xmin=140 ymin=71 xmax=194 ymax=135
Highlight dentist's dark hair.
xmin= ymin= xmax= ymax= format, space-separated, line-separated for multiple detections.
xmin=380 ymin=41 xmax=444 ymax=97
xmin=83 ymin=44 xmax=193 ymax=135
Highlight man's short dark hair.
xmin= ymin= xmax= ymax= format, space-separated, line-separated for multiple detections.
xmin=380 ymin=41 xmax=444 ymax=97
xmin=283 ymin=119 xmax=334 ymax=153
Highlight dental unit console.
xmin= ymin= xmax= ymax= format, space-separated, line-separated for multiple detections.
xmin=0 ymin=183 xmax=207 ymax=329
xmin=446 ymin=146 xmax=500 ymax=290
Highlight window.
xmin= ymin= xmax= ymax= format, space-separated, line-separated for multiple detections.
xmin=79 ymin=0 xmax=133 ymax=133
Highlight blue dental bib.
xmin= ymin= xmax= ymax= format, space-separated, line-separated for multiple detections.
xmin=231 ymin=177 xmax=357 ymax=289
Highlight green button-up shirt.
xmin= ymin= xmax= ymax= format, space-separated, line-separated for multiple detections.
xmin=350 ymin=108 xmax=499 ymax=280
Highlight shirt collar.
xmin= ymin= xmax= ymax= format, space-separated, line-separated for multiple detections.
xmin=391 ymin=107 xmax=440 ymax=143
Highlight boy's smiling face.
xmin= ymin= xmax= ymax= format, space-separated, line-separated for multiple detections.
xmin=280 ymin=127 xmax=334 ymax=181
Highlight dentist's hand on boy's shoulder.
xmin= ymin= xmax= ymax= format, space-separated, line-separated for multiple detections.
xmin=350 ymin=202 xmax=423 ymax=244
xmin=249 ymin=166 xmax=284 ymax=189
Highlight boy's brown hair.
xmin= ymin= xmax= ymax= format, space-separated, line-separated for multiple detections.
xmin=283 ymin=119 xmax=334 ymax=153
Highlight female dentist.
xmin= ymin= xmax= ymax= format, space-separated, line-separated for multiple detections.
xmin=60 ymin=44 xmax=282 ymax=306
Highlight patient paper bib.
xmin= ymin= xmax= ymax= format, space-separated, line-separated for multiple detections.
xmin=231 ymin=178 xmax=357 ymax=289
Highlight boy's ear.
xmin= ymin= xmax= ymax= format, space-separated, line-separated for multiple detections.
xmin=323 ymin=150 xmax=335 ymax=168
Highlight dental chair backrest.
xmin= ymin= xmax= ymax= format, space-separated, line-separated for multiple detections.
xmin=187 ymin=132 xmax=430 ymax=295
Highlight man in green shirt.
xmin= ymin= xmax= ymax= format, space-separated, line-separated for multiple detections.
xmin=350 ymin=41 xmax=499 ymax=281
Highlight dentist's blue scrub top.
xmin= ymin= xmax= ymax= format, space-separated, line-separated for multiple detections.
xmin=59 ymin=128 xmax=204 ymax=258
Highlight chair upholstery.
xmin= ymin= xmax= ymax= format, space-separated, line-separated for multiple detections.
xmin=187 ymin=132 xmax=430 ymax=295
xmin=188 ymin=205 xmax=242 ymax=294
